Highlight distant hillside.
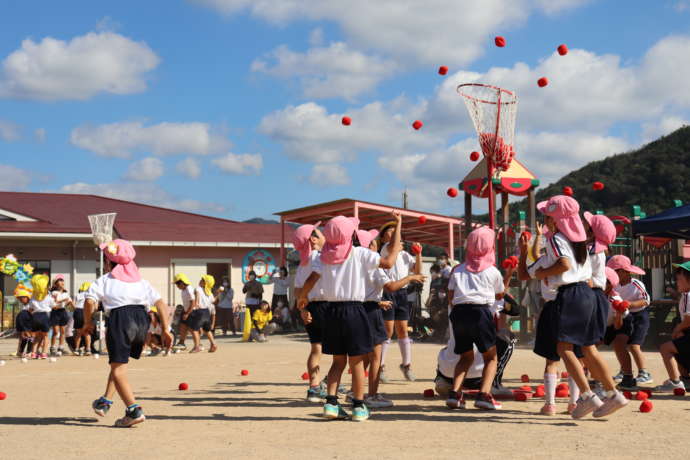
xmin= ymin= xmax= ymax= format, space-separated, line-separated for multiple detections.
xmin=243 ymin=218 xmax=279 ymax=224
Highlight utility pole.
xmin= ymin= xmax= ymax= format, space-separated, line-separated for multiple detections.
xmin=402 ymin=188 xmax=408 ymax=209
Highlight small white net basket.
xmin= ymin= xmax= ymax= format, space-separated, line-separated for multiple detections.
xmin=88 ymin=213 xmax=117 ymax=246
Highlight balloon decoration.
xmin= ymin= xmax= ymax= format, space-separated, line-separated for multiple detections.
xmin=0 ymin=254 xmax=34 ymax=285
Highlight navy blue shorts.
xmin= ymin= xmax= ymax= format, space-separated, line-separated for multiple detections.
xmin=554 ymin=282 xmax=595 ymax=347
xmin=382 ymin=289 xmax=409 ymax=321
xmin=616 ymin=309 xmax=650 ymax=345
xmin=187 ymin=309 xmax=210 ymax=331
xmin=364 ymin=301 xmax=388 ymax=346
xmin=603 ymin=325 xmax=618 ymax=345
xmin=106 ymin=305 xmax=150 ymax=364
xmin=50 ymin=308 xmax=69 ymax=327
xmin=73 ymin=309 xmax=85 ymax=330
xmin=449 ymin=304 xmax=496 ymax=354
xmin=16 ymin=310 xmax=33 ymax=332
xmin=534 ymin=300 xmax=584 ymax=361
xmin=323 ymin=302 xmax=372 ymax=357
xmin=305 ymin=301 xmax=327 ymax=344
xmin=585 ymin=288 xmax=609 ymax=346
xmin=672 ymin=330 xmax=690 ymax=371
xmin=31 ymin=312 xmax=50 ymax=332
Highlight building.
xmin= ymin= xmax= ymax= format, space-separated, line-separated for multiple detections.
xmin=0 ymin=192 xmax=292 ymax=320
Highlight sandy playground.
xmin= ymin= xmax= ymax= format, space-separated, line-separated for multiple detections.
xmin=0 ymin=334 xmax=688 ymax=460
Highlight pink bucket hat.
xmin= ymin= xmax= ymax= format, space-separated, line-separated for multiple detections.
xmin=100 ymin=239 xmax=142 ymax=282
xmin=465 ymin=226 xmax=496 ymax=273
xmin=320 ymin=216 xmax=359 ymax=265
xmin=291 ymin=221 xmax=321 ymax=265
xmin=606 ymin=254 xmax=646 ymax=275
xmin=356 ymin=229 xmax=379 ymax=249
xmin=537 ymin=195 xmax=587 ymax=243
xmin=583 ymin=212 xmax=616 ymax=254
xmin=605 ymin=267 xmax=620 ymax=288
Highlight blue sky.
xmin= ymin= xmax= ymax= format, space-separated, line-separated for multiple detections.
xmin=1 ymin=0 xmax=690 ymax=221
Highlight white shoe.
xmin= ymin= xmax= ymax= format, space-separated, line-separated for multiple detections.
xmin=654 ymin=379 xmax=686 ymax=393
xmin=491 ymin=386 xmax=514 ymax=397
xmin=365 ymin=394 xmax=394 ymax=408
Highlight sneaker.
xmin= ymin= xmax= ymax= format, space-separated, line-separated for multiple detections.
xmin=475 ymin=392 xmax=502 ymax=410
xmin=306 ymin=387 xmax=326 ymax=403
xmin=85 ymin=351 xmax=92 ymax=357
xmin=92 ymin=397 xmax=112 ymax=417
xmin=209 ymin=344 xmax=218 ymax=353
xmin=613 ymin=371 xmax=624 ymax=382
xmin=189 ymin=347 xmax=201 ymax=353
xmin=593 ymin=391 xmax=629 ymax=418
xmin=618 ymin=375 xmax=637 ymax=391
xmin=30 ymin=352 xmax=38 ymax=359
xmin=491 ymin=385 xmax=514 ymax=398
xmin=39 ymin=353 xmax=48 ymax=359
xmin=344 ymin=391 xmax=354 ymax=403
xmin=351 ymin=404 xmax=370 ymax=422
xmin=446 ymin=391 xmax=466 ymax=409
xmin=540 ymin=403 xmax=557 ymax=415
xmin=49 ymin=347 xmax=56 ymax=357
xmin=636 ymin=370 xmax=653 ymax=385
xmin=681 ymin=376 xmax=690 ymax=388
xmin=654 ymin=379 xmax=686 ymax=393
xmin=57 ymin=347 xmax=65 ymax=356
xmin=571 ymin=394 xmax=603 ymax=419
xmin=323 ymin=403 xmax=349 ymax=420
xmin=379 ymin=365 xmax=390 ymax=384
xmin=173 ymin=343 xmax=187 ymax=350
xmin=567 ymin=403 xmax=577 ymax=414
xmin=114 ymin=406 xmax=145 ymax=428
xmin=365 ymin=394 xmax=394 ymax=409
xmin=400 ymin=364 xmax=416 ymax=382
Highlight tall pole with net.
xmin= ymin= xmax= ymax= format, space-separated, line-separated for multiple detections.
xmin=457 ymin=84 xmax=518 ymax=229
xmin=87 ymin=213 xmax=116 ymax=355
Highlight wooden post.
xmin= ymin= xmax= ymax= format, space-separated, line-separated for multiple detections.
xmin=527 ymin=188 xmax=536 ymax=233
xmin=464 ymin=191 xmax=472 ymax=239
xmin=501 ymin=191 xmax=509 ymax=260
xmin=448 ymin=222 xmax=454 ymax=262
xmin=280 ymin=216 xmax=286 ymax=266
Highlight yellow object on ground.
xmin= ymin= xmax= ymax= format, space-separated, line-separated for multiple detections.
xmin=242 ymin=307 xmax=252 ymax=342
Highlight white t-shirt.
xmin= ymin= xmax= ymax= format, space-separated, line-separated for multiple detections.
xmin=86 ymin=274 xmax=161 ymax=311
xmin=180 ymin=285 xmax=195 ymax=309
xmin=542 ymin=232 xmax=592 ymax=288
xmin=217 ymin=288 xmax=234 ymax=309
xmin=438 ymin=334 xmax=485 ymax=380
xmin=589 ymin=249 xmax=607 ymax=290
xmin=295 ymin=250 xmax=324 ymax=301
xmin=270 ymin=273 xmax=290 ymax=296
xmin=679 ymin=293 xmax=690 ymax=318
xmin=365 ymin=268 xmax=391 ymax=302
xmin=440 ymin=265 xmax=452 ymax=279
xmin=52 ymin=291 xmax=72 ymax=309
xmin=381 ymin=244 xmax=415 ymax=287
xmin=527 ymin=256 xmax=558 ymax=302
xmin=617 ymin=279 xmax=650 ymax=313
xmin=448 ymin=263 xmax=504 ymax=306
xmin=74 ymin=292 xmax=87 ymax=310
xmin=195 ymin=287 xmax=213 ymax=311
xmin=30 ymin=296 xmax=55 ymax=313
xmin=313 ymin=246 xmax=381 ymax=302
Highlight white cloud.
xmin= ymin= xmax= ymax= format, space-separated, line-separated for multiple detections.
xmin=309 ymin=28 xmax=324 ymax=46
xmin=70 ymin=121 xmax=231 ymax=158
xmin=34 ymin=128 xmax=46 ymax=142
xmin=176 ymin=157 xmax=202 ymax=179
xmin=124 ymin=157 xmax=164 ymax=181
xmin=642 ymin=116 xmax=689 ymax=141
xmin=0 ymin=164 xmax=31 ymax=190
xmin=674 ymin=1 xmax=690 ymax=11
xmin=309 ymin=163 xmax=350 ymax=186
xmin=191 ymin=0 xmax=588 ymax=65
xmin=0 ymin=120 xmax=20 ymax=141
xmin=252 ymin=42 xmax=398 ymax=99
xmin=58 ymin=182 xmax=225 ymax=214
xmin=212 ymin=152 xmax=263 ymax=175
xmin=0 ymin=31 xmax=159 ymax=101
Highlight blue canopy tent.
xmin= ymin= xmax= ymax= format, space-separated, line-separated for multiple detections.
xmin=632 ymin=203 xmax=690 ymax=239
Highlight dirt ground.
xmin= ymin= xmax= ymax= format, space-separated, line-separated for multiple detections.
xmin=0 ymin=333 xmax=688 ymax=460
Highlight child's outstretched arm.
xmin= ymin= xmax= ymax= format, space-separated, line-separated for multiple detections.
xmin=384 ymin=274 xmax=426 ymax=293
xmin=380 ymin=212 xmax=402 ymax=269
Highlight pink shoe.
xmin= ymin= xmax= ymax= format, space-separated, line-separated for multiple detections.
xmin=567 ymin=403 xmax=577 ymax=414
xmin=540 ymin=403 xmax=557 ymax=415
xmin=39 ymin=353 xmax=48 ymax=359
xmin=30 ymin=353 xmax=38 ymax=359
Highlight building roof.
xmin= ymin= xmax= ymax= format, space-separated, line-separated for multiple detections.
xmin=461 ymin=158 xmax=539 ymax=198
xmin=0 ymin=192 xmax=290 ymax=244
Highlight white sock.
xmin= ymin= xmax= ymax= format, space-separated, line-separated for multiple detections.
xmin=545 ymin=373 xmax=557 ymax=405
xmin=568 ymin=376 xmax=580 ymax=404
xmin=381 ymin=339 xmax=391 ymax=366
xmin=398 ymin=337 xmax=412 ymax=366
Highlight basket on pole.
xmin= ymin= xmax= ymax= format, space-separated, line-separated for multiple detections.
xmin=87 ymin=213 xmax=116 ymax=354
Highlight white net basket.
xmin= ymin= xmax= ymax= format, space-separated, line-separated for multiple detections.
xmin=88 ymin=213 xmax=117 ymax=246
xmin=457 ymin=83 xmax=518 ymax=173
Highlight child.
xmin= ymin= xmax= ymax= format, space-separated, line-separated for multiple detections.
xmin=73 ymin=282 xmax=92 ymax=356
xmin=298 ymin=213 xmax=402 ymax=421
xmin=603 ymin=267 xmax=627 ymax=341
xmin=49 ymin=274 xmax=73 ymax=356
xmin=655 ymin=261 xmax=690 ymax=392
xmin=172 ymin=273 xmax=195 ymax=350
xmin=269 ymin=267 xmax=290 ymax=319
xmin=377 ymin=221 xmax=422 ymax=382
xmin=29 ymin=274 xmax=54 ymax=359
xmin=189 ymin=275 xmax=218 ymax=353
xmin=607 ymin=254 xmax=652 ymax=389
xmin=85 ymin=239 xmax=172 ymax=428
xmin=445 ymin=226 xmax=504 ymax=411
xmin=145 ymin=306 xmax=164 ymax=356
xmin=293 ymin=221 xmax=328 ymax=402
xmin=251 ymin=300 xmax=274 ymax=342
xmin=14 ymin=284 xmax=33 ymax=358
xmin=243 ymin=270 xmax=264 ymax=316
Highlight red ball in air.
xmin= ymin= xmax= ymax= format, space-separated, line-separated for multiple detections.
xmin=561 ymin=371 xmax=569 ymax=379
xmin=438 ymin=66 xmax=448 ymax=75
xmin=537 ymin=77 xmax=549 ymax=88
xmin=447 ymin=187 xmax=458 ymax=198
xmin=411 ymin=243 xmax=423 ymax=255
xmin=241 ymin=369 xmax=249 ymax=376
xmin=423 ymin=389 xmax=435 ymax=398
xmin=301 ymin=372 xmax=309 ymax=381
xmin=623 ymin=391 xmax=633 ymax=400
xmin=562 ymin=186 xmax=573 ymax=196
xmin=521 ymin=374 xmax=530 ymax=383
xmin=418 ymin=215 xmax=427 ymax=225
xmin=674 ymin=388 xmax=686 ymax=396
xmin=592 ymin=181 xmax=605 ymax=191
xmin=495 ymin=36 xmax=506 ymax=47
xmin=515 ymin=392 xmax=528 ymax=401
xmin=470 ymin=151 xmax=480 ymax=161
xmin=557 ymin=44 xmax=569 ymax=56
xmin=635 ymin=391 xmax=648 ymax=401
xmin=341 ymin=116 xmax=352 ymax=126
xmin=412 ymin=120 xmax=423 ymax=130
xmin=178 ymin=382 xmax=189 ymax=391
xmin=639 ymin=400 xmax=653 ymax=413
